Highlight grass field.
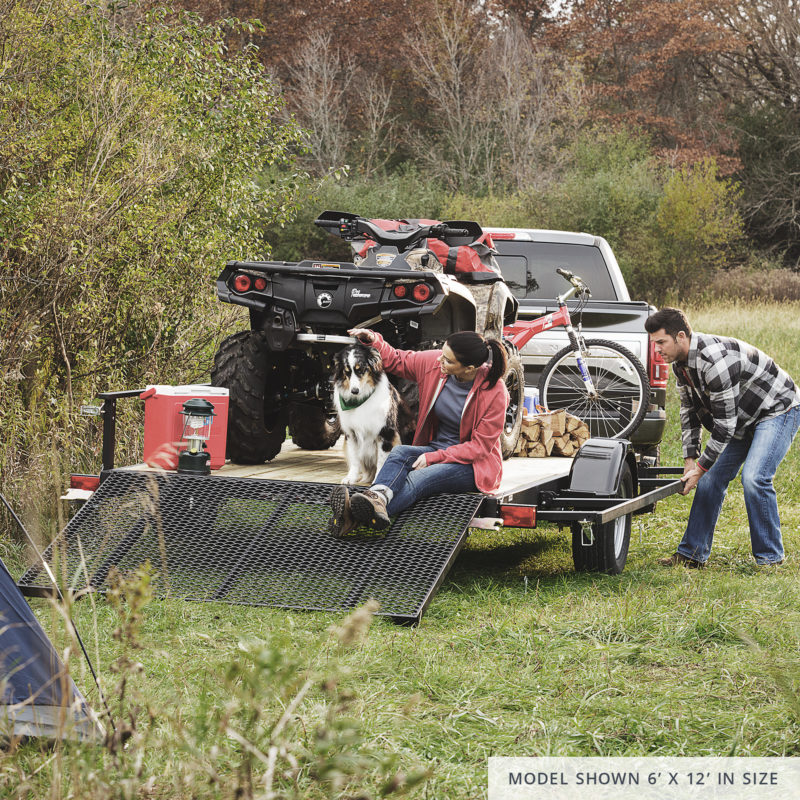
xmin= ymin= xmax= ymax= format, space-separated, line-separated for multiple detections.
xmin=3 ymin=303 xmax=800 ymax=799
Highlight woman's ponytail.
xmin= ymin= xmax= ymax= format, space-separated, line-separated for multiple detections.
xmin=484 ymin=339 xmax=507 ymax=388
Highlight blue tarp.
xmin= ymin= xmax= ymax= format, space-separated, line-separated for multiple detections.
xmin=0 ymin=557 xmax=102 ymax=740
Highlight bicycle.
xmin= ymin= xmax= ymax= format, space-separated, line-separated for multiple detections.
xmin=503 ymin=268 xmax=649 ymax=440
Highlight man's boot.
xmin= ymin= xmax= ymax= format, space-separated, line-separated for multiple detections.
xmin=350 ymin=489 xmax=391 ymax=531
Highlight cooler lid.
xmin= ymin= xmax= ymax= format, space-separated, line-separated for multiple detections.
xmin=141 ymin=384 xmax=230 ymax=398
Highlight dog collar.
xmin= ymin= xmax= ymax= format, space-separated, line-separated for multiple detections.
xmin=339 ymin=393 xmax=371 ymax=411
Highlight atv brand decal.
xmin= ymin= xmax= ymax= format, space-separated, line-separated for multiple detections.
xmin=311 ymin=262 xmax=340 ymax=269
xmin=375 ymin=253 xmax=395 ymax=267
xmin=350 ymin=289 xmax=372 ymax=299
xmin=316 ymin=292 xmax=333 ymax=309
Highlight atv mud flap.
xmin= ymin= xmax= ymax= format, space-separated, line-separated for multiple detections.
xmin=17 ymin=471 xmax=483 ymax=624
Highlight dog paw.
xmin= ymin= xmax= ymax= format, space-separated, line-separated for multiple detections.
xmin=342 ymin=475 xmax=357 ymax=485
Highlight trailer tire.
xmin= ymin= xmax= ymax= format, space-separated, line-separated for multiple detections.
xmin=501 ymin=349 xmax=524 ymax=460
xmin=571 ymin=461 xmax=633 ymax=574
xmin=289 ymin=404 xmax=341 ymax=450
xmin=211 ymin=331 xmax=287 ymax=464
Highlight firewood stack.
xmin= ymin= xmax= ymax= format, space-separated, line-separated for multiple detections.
xmin=513 ymin=410 xmax=590 ymax=457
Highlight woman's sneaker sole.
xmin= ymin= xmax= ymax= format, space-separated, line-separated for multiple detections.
xmin=350 ymin=492 xmax=391 ymax=531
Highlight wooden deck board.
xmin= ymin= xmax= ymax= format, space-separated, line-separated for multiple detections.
xmin=124 ymin=438 xmax=574 ymax=498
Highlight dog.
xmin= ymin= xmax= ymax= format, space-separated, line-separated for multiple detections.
xmin=332 ymin=343 xmax=414 ymax=485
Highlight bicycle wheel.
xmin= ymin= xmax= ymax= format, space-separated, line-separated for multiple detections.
xmin=538 ymin=338 xmax=649 ymax=440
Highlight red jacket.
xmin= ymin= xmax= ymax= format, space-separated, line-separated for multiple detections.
xmin=372 ymin=332 xmax=508 ymax=493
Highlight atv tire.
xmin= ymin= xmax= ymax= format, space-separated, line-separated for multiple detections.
xmin=211 ymin=331 xmax=287 ymax=464
xmin=501 ymin=348 xmax=524 ymax=459
xmin=289 ymin=404 xmax=341 ymax=450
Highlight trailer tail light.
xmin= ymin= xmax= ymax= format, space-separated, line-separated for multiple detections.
xmin=70 ymin=474 xmax=100 ymax=492
xmin=412 ymin=283 xmax=433 ymax=302
xmin=500 ymin=504 xmax=536 ymax=528
xmin=253 ymin=276 xmax=268 ymax=292
xmin=232 ymin=273 xmax=252 ymax=293
xmin=648 ymin=340 xmax=669 ymax=389
xmin=393 ymin=284 xmax=408 ymax=299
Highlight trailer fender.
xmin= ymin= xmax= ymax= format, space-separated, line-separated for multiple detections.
xmin=568 ymin=438 xmax=632 ymax=496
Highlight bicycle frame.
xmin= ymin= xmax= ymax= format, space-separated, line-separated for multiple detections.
xmin=503 ymin=284 xmax=600 ymax=399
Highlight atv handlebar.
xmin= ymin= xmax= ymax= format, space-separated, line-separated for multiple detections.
xmin=314 ymin=211 xmax=474 ymax=250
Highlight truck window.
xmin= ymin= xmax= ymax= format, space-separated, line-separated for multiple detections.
xmin=493 ymin=242 xmax=618 ymax=301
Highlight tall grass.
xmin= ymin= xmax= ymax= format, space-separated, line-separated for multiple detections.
xmin=2 ymin=302 xmax=800 ymax=798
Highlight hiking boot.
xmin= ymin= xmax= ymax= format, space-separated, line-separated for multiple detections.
xmin=755 ymin=558 xmax=785 ymax=567
xmin=657 ymin=552 xmax=705 ymax=569
xmin=328 ymin=485 xmax=356 ymax=538
xmin=350 ymin=489 xmax=391 ymax=531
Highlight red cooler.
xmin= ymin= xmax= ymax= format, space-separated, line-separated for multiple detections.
xmin=140 ymin=385 xmax=229 ymax=470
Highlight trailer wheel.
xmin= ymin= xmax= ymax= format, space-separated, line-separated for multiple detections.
xmin=501 ymin=349 xmax=524 ymax=459
xmin=288 ymin=404 xmax=341 ymax=450
xmin=571 ymin=462 xmax=633 ymax=574
xmin=211 ymin=331 xmax=287 ymax=464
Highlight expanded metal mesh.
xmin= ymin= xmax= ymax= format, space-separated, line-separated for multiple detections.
xmin=18 ymin=471 xmax=483 ymax=623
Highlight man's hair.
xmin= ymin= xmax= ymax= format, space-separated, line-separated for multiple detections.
xmin=644 ymin=307 xmax=692 ymax=338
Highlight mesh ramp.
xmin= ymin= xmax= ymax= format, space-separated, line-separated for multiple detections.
xmin=17 ymin=471 xmax=484 ymax=623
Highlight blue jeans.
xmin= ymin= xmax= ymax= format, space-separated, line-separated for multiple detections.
xmin=371 ymin=445 xmax=477 ymax=516
xmin=679 ymin=405 xmax=800 ymax=564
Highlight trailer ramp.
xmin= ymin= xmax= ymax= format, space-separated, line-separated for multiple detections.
xmin=18 ymin=470 xmax=483 ymax=624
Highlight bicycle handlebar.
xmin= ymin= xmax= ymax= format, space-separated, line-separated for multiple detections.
xmin=556 ymin=266 xmax=590 ymax=294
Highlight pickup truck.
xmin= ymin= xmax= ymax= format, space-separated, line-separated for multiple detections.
xmin=484 ymin=226 xmax=669 ymax=462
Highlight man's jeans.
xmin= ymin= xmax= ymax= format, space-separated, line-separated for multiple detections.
xmin=679 ymin=405 xmax=800 ymax=565
xmin=372 ymin=445 xmax=477 ymax=516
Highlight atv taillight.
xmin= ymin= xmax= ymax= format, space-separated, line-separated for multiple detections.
xmin=253 ymin=277 xmax=268 ymax=292
xmin=412 ymin=283 xmax=432 ymax=302
xmin=393 ymin=285 xmax=408 ymax=299
xmin=233 ymin=273 xmax=252 ymax=292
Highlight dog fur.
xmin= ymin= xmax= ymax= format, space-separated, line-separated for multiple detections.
xmin=332 ymin=343 xmax=413 ymax=485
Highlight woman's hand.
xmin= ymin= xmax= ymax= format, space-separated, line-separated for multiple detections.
xmin=348 ymin=328 xmax=376 ymax=345
xmin=412 ymin=454 xmax=428 ymax=470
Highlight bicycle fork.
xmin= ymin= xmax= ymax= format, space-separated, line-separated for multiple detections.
xmin=565 ymin=322 xmax=599 ymax=399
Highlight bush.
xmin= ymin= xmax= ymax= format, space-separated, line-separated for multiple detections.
xmin=625 ymin=160 xmax=743 ymax=302
xmin=0 ymin=1 xmax=304 ymax=515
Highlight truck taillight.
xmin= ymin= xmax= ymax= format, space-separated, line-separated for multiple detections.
xmin=649 ymin=340 xmax=669 ymax=388
xmin=233 ymin=273 xmax=252 ymax=292
xmin=488 ymin=232 xmax=516 ymax=240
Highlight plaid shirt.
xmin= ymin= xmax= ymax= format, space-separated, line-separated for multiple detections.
xmin=675 ymin=333 xmax=800 ymax=470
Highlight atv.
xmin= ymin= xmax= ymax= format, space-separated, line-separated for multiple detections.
xmin=210 ymin=211 xmax=525 ymax=463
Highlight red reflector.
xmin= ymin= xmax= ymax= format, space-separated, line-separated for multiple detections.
xmin=488 ymin=232 xmax=516 ymax=239
xmin=412 ymin=283 xmax=432 ymax=302
xmin=393 ymin=284 xmax=408 ymax=298
xmin=649 ymin=340 xmax=669 ymax=388
xmin=233 ymin=273 xmax=252 ymax=292
xmin=500 ymin=505 xmax=536 ymax=527
xmin=253 ymin=277 xmax=267 ymax=291
xmin=70 ymin=474 xmax=100 ymax=491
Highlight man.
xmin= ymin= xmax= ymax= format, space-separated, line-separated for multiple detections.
xmin=645 ymin=308 xmax=800 ymax=567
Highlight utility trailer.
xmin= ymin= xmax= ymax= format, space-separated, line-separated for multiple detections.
xmin=17 ymin=391 xmax=683 ymax=625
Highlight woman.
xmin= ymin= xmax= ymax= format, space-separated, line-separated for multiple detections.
xmin=329 ymin=328 xmax=509 ymax=537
